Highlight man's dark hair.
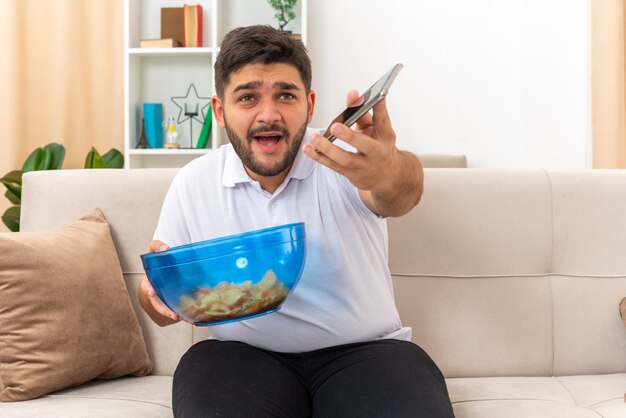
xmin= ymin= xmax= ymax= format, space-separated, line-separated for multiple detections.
xmin=214 ymin=25 xmax=312 ymax=98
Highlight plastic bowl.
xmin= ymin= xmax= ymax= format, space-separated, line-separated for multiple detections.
xmin=141 ymin=223 xmax=306 ymax=326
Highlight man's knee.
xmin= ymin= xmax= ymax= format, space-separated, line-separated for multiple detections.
xmin=173 ymin=340 xmax=310 ymax=418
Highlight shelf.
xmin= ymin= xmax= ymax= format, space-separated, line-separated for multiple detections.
xmin=128 ymin=47 xmax=217 ymax=57
xmin=128 ymin=148 xmax=210 ymax=155
xmin=124 ymin=0 xmax=307 ymax=168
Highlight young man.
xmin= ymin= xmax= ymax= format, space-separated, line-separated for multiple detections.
xmin=139 ymin=25 xmax=454 ymax=418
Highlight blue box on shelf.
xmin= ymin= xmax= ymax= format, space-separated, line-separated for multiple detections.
xmin=143 ymin=103 xmax=163 ymax=148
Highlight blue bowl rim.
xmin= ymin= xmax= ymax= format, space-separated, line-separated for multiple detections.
xmin=141 ymin=222 xmax=306 ymax=270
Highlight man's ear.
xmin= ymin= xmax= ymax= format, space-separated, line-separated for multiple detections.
xmin=307 ymin=90 xmax=316 ymax=123
xmin=212 ymin=96 xmax=225 ymax=128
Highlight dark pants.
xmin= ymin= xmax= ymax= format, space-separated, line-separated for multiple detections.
xmin=173 ymin=338 xmax=455 ymax=418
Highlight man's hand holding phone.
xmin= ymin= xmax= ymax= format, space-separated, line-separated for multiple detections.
xmin=303 ymin=63 xmax=423 ymax=218
xmin=303 ymin=90 xmax=399 ymax=194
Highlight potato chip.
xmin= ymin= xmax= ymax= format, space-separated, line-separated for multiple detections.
xmin=178 ymin=269 xmax=289 ymax=323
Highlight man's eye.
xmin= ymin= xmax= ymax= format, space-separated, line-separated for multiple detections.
xmin=239 ymin=95 xmax=256 ymax=103
xmin=278 ymin=93 xmax=296 ymax=101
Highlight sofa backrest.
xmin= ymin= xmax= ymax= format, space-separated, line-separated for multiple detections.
xmin=20 ymin=168 xmax=626 ymax=378
xmin=388 ymin=169 xmax=626 ymax=378
xmin=419 ymin=154 xmax=467 ymax=168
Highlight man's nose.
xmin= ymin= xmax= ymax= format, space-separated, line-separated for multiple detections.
xmin=257 ymin=99 xmax=281 ymax=124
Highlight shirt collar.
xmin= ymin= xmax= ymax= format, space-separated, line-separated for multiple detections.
xmin=222 ymin=127 xmax=322 ymax=188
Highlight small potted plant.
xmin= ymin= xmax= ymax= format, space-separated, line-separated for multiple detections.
xmin=267 ymin=0 xmax=298 ymax=35
xmin=0 ymin=143 xmax=124 ymax=232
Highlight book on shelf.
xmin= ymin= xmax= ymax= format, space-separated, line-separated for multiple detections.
xmin=183 ymin=4 xmax=203 ymax=47
xmin=139 ymin=38 xmax=181 ymax=48
xmin=161 ymin=7 xmax=185 ymax=47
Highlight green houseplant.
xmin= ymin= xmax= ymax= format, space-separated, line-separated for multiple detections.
xmin=267 ymin=0 xmax=298 ymax=32
xmin=0 ymin=144 xmax=124 ymax=232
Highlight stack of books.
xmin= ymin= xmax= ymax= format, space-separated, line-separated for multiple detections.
xmin=139 ymin=38 xmax=181 ymax=48
xmin=139 ymin=5 xmax=203 ymax=48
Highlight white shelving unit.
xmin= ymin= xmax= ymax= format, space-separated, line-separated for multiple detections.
xmin=124 ymin=0 xmax=307 ymax=168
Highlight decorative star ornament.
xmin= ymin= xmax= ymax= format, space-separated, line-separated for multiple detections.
xmin=170 ymin=83 xmax=212 ymax=124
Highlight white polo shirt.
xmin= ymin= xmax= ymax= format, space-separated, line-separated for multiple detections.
xmin=154 ymin=128 xmax=411 ymax=352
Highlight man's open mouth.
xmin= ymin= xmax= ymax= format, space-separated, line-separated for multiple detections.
xmin=253 ymin=132 xmax=283 ymax=153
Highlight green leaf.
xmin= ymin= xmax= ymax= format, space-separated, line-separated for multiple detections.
xmin=84 ymin=147 xmax=106 ymax=169
xmin=101 ymin=148 xmax=124 ymax=168
xmin=0 ymin=170 xmax=22 ymax=204
xmin=44 ymin=143 xmax=66 ymax=169
xmin=39 ymin=148 xmax=52 ymax=170
xmin=22 ymin=143 xmax=65 ymax=171
xmin=0 ymin=170 xmax=23 ymax=189
xmin=1 ymin=170 xmax=22 ymax=184
xmin=22 ymin=148 xmax=45 ymax=172
xmin=2 ymin=205 xmax=20 ymax=232
xmin=4 ymin=189 xmax=20 ymax=205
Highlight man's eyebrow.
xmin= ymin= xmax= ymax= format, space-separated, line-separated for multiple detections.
xmin=274 ymin=82 xmax=300 ymax=91
xmin=231 ymin=81 xmax=301 ymax=94
xmin=232 ymin=81 xmax=262 ymax=93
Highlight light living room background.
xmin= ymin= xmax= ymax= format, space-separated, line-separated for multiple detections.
xmin=1 ymin=0 xmax=625 ymax=232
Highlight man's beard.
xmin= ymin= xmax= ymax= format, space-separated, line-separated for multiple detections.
xmin=225 ymin=119 xmax=308 ymax=177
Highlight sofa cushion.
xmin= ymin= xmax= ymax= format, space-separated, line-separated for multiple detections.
xmin=447 ymin=374 xmax=626 ymax=418
xmin=0 ymin=209 xmax=153 ymax=401
xmin=0 ymin=376 xmax=172 ymax=417
xmin=392 ymin=274 xmax=555 ymax=378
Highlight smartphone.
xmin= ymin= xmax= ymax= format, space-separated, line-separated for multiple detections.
xmin=323 ymin=63 xmax=403 ymax=142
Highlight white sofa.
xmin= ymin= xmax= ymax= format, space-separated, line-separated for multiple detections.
xmin=1 ymin=166 xmax=625 ymax=417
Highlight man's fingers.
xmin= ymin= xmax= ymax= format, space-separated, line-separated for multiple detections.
xmin=140 ymin=275 xmax=179 ymax=321
xmin=372 ymin=98 xmax=395 ymax=141
xmin=344 ymin=90 xmax=373 ymax=131
xmin=346 ymin=89 xmax=360 ymax=106
xmin=149 ymin=239 xmax=170 ymax=253
xmin=154 ymin=299 xmax=179 ymax=321
xmin=150 ymin=289 xmax=179 ymax=320
xmin=304 ymin=130 xmax=374 ymax=173
xmin=326 ymin=124 xmax=376 ymax=156
xmin=141 ymin=275 xmax=156 ymax=297
xmin=303 ymin=143 xmax=343 ymax=175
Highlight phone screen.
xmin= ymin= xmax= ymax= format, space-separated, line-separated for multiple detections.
xmin=323 ymin=63 xmax=403 ymax=142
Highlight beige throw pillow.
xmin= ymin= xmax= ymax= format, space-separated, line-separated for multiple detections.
xmin=0 ymin=208 xmax=153 ymax=401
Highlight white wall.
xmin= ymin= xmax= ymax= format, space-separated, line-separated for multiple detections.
xmin=306 ymin=0 xmax=590 ymax=168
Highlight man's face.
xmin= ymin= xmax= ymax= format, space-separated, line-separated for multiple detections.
xmin=213 ymin=63 xmax=315 ymax=182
